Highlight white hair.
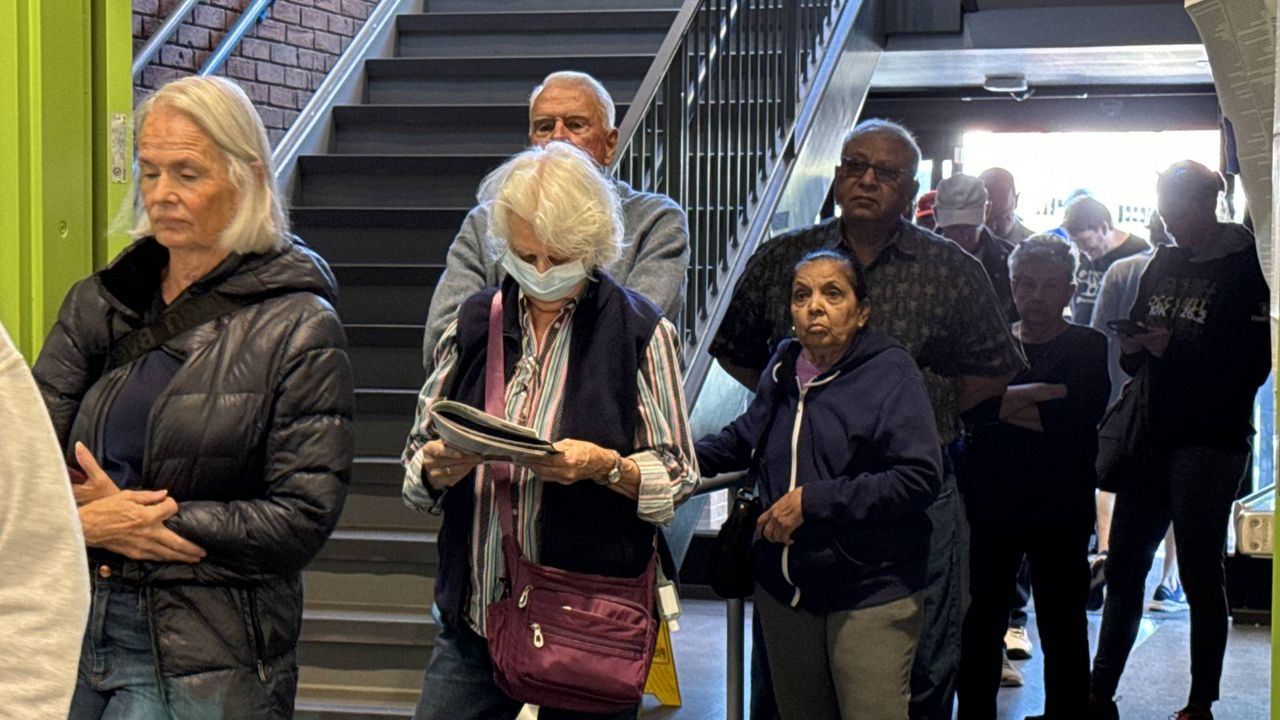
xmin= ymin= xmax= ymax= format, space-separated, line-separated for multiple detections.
xmin=117 ymin=76 xmax=288 ymax=254
xmin=529 ymin=71 xmax=616 ymax=129
xmin=480 ymin=142 xmax=623 ymax=272
xmin=1009 ymin=233 xmax=1077 ymax=282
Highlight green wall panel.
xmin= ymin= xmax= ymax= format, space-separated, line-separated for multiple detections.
xmin=1 ymin=0 xmax=128 ymax=362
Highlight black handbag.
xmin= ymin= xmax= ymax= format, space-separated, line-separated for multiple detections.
xmin=1095 ymin=364 xmax=1152 ymax=493
xmin=709 ymin=487 xmax=763 ymax=599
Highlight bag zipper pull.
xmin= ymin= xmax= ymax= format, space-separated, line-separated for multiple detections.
xmin=518 ymin=585 xmax=531 ymax=608
xmin=531 ymin=623 xmax=544 ymax=648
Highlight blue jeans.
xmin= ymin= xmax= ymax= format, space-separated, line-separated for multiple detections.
xmin=1091 ymin=446 xmax=1247 ymax=706
xmin=413 ymin=611 xmax=639 ymax=720
xmin=68 ymin=573 xmax=166 ymax=719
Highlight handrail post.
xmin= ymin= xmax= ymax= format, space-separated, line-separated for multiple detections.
xmin=726 ymin=597 xmax=746 ymax=720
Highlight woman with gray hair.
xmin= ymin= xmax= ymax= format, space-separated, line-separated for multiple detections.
xmin=33 ymin=75 xmax=353 ymax=718
xmin=402 ymin=141 xmax=697 ymax=720
xmin=958 ymin=234 xmax=1110 ymax=719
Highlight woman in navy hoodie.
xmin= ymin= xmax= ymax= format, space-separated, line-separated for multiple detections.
xmin=697 ymin=250 xmax=942 ymax=720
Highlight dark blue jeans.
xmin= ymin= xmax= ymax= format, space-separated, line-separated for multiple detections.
xmin=413 ymin=611 xmax=639 ymax=720
xmin=1090 ymin=445 xmax=1248 ymax=706
xmin=68 ymin=573 xmax=166 ymax=719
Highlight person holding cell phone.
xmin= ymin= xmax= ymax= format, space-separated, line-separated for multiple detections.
xmin=1088 ymin=161 xmax=1271 ymax=720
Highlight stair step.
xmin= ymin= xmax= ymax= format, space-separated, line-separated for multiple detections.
xmin=347 ymin=324 xmax=426 ymax=391
xmin=425 ymin=0 xmax=682 ymax=10
xmin=319 ymin=528 xmax=437 ymax=564
xmin=295 ymin=696 xmax=415 ymax=720
xmin=304 ymin=555 xmax=434 ymax=613
xmin=396 ymin=11 xmax=672 ymax=58
xmin=295 ymin=154 xmax=505 ymax=209
xmin=292 ymin=207 xmax=466 ymax=266
xmin=339 ymin=477 xmax=438 ymax=533
xmin=302 ymin=607 xmax=437 ymax=646
xmin=353 ymin=388 xmax=419 ymax=457
xmin=331 ymin=263 xmax=442 ymax=326
xmin=364 ymin=56 xmax=649 ymax=105
xmin=331 ymin=104 xmax=529 ymax=155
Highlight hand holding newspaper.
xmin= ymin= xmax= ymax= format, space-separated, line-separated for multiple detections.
xmin=429 ymin=400 xmax=559 ymax=461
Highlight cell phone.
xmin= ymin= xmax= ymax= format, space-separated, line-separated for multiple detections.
xmin=1106 ymin=319 xmax=1148 ymax=336
xmin=67 ymin=464 xmax=89 ymax=484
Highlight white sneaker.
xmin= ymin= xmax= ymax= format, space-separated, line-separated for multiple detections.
xmin=1004 ymin=626 xmax=1033 ymax=660
xmin=1000 ymin=649 xmax=1024 ymax=687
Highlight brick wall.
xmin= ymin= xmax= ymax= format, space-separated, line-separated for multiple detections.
xmin=133 ymin=0 xmax=380 ymax=145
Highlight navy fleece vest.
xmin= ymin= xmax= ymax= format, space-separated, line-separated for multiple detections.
xmin=434 ymin=274 xmax=662 ymax=628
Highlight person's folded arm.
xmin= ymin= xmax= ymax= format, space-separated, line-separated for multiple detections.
xmin=155 ymin=308 xmax=354 ymax=582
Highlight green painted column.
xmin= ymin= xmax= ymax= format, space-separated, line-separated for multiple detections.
xmin=93 ymin=0 xmax=135 ymax=269
xmin=0 ymin=0 xmax=131 ymax=362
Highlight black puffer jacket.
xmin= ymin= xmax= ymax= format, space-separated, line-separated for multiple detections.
xmin=34 ymin=236 xmax=354 ymax=718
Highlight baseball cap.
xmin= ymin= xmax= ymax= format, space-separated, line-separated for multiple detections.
xmin=915 ymin=190 xmax=938 ymax=221
xmin=934 ymin=174 xmax=988 ymax=228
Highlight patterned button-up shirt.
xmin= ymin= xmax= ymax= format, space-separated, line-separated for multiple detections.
xmin=403 ymin=292 xmax=698 ymax=634
xmin=710 ymin=217 xmax=1025 ymax=442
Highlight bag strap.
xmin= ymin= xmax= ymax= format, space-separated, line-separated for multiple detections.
xmin=485 ymin=291 xmax=519 ymax=546
xmin=106 ymin=291 xmax=256 ymax=372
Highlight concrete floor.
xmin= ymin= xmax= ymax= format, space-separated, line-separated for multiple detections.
xmin=641 ymin=590 xmax=1271 ymax=720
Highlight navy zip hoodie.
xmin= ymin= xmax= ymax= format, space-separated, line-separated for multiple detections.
xmin=697 ymin=328 xmax=942 ymax=612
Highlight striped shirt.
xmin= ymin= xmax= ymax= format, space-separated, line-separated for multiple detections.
xmin=402 ymin=292 xmax=699 ymax=634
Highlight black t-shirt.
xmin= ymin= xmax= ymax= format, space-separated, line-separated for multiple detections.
xmin=967 ymin=323 xmax=1111 ymax=503
xmin=1072 ymin=234 xmax=1150 ymax=324
xmin=1123 ymin=225 xmax=1271 ymax=452
xmin=101 ymin=291 xmax=184 ymax=488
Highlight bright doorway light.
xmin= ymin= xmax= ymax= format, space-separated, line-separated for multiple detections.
xmin=959 ymin=130 xmax=1231 ymax=236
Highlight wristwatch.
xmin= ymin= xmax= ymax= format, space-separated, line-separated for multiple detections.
xmin=598 ymin=450 xmax=623 ymax=486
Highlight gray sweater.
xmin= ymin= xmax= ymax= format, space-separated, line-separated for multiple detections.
xmin=423 ymin=179 xmax=690 ymax=369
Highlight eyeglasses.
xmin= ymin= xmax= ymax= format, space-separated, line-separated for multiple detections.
xmin=839 ymin=157 xmax=908 ymax=186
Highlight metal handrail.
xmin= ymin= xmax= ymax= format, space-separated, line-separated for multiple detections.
xmin=200 ymin=0 xmax=277 ymax=76
xmin=132 ymin=0 xmax=202 ymax=80
xmin=610 ymin=0 xmax=848 ymax=403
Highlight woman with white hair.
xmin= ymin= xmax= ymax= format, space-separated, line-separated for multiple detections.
xmin=33 ymin=76 xmax=353 ymax=718
xmin=402 ymin=141 xmax=698 ymax=720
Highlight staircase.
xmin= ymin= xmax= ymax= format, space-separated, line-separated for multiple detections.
xmin=289 ymin=2 xmax=681 ymax=716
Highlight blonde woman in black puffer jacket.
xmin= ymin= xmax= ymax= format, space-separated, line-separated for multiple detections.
xmin=33 ymin=76 xmax=353 ymax=719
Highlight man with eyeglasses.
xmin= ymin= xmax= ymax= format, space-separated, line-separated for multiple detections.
xmin=711 ymin=118 xmax=1024 ymax=720
xmin=422 ymin=71 xmax=690 ymax=371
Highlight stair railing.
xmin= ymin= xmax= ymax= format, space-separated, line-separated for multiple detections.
xmin=132 ymin=1 xmax=277 ymax=81
xmin=200 ymin=0 xmax=276 ymax=76
xmin=611 ymin=0 xmax=850 ymax=401
xmin=132 ymin=0 xmax=203 ymax=81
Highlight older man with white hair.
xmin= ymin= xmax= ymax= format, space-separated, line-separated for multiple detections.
xmin=422 ymin=71 xmax=691 ymax=370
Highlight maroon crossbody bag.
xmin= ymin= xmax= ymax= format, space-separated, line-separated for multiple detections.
xmin=481 ymin=291 xmax=658 ymax=713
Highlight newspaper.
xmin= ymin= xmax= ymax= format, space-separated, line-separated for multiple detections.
xmin=1185 ymin=0 xmax=1275 ymax=305
xmin=430 ymin=400 xmax=558 ymax=461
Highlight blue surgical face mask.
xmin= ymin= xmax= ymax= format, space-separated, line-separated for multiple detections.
xmin=501 ymin=250 xmax=589 ymax=302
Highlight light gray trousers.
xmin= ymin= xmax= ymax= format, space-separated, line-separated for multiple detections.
xmin=755 ymin=589 xmax=923 ymax=720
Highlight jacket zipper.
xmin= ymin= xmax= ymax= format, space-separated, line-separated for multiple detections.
xmin=778 ymin=370 xmax=839 ymax=609
xmin=781 ymin=383 xmax=808 ymax=608
xmin=246 ymin=588 xmax=269 ymax=683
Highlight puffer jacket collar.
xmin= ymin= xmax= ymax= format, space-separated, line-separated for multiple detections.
xmin=95 ymin=235 xmax=337 ymax=319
